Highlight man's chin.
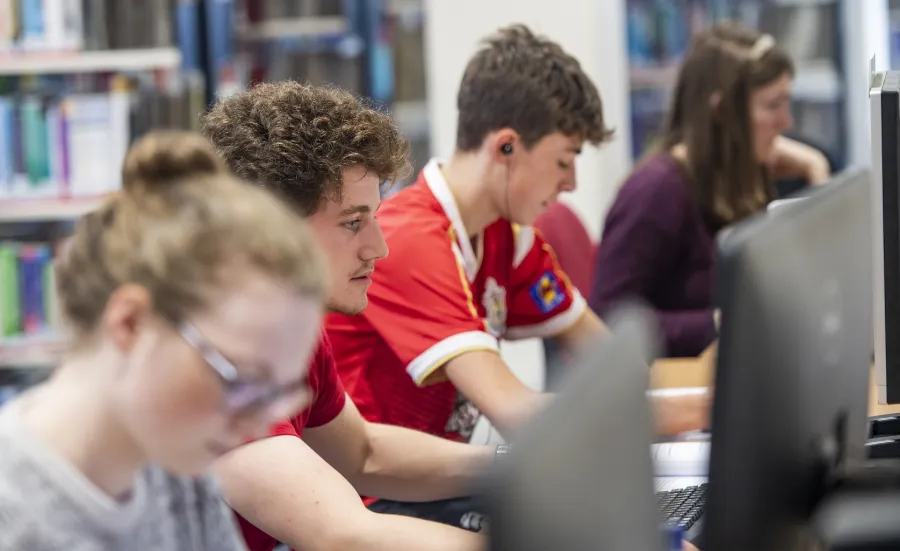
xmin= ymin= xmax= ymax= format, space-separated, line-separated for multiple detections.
xmin=327 ymin=297 xmax=368 ymax=316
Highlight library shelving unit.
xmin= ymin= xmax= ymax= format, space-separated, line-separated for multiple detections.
xmin=384 ymin=0 xmax=429 ymax=189
xmin=0 ymin=2 xmax=192 ymax=399
xmin=0 ymin=195 xmax=111 ymax=223
xmin=207 ymin=0 xmax=430 ymax=193
xmin=625 ymin=0 xmax=854 ymax=170
xmin=0 ymin=47 xmax=181 ymax=76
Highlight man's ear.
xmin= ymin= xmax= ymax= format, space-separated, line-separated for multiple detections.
xmin=102 ymin=284 xmax=153 ymax=354
xmin=488 ymin=129 xmax=520 ymax=163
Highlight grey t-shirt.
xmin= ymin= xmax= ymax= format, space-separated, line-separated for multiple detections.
xmin=0 ymin=397 xmax=248 ymax=551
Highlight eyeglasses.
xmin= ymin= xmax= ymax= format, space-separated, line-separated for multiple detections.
xmin=178 ymin=322 xmax=312 ymax=419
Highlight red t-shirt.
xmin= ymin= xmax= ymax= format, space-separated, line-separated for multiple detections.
xmin=327 ymin=159 xmax=585 ymax=442
xmin=236 ymin=334 xmax=347 ymax=551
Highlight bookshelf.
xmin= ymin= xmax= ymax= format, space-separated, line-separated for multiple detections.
xmin=0 ymin=333 xmax=66 ymax=370
xmin=630 ymin=62 xmax=841 ymax=102
xmin=0 ymin=48 xmax=182 ymax=76
xmin=0 ymin=1 xmax=206 ymax=383
xmin=237 ymin=15 xmax=348 ymax=41
xmin=213 ymin=0 xmax=431 ymax=193
xmin=889 ymin=0 xmax=900 ymax=68
xmin=0 ymin=197 xmax=105 ymax=223
xmin=625 ymin=0 xmax=850 ymax=169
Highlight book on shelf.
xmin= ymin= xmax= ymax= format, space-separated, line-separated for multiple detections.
xmin=0 ymin=239 xmax=63 ymax=340
xmin=246 ymin=0 xmax=344 ymax=20
xmin=0 ymin=0 xmax=175 ymax=54
xmin=0 ymin=71 xmax=205 ymax=202
xmin=0 ymin=237 xmax=67 ymax=376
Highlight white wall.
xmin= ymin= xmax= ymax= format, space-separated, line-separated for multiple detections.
xmin=423 ymin=0 xmax=633 ymax=440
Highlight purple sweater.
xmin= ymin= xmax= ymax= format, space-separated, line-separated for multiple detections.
xmin=590 ymin=155 xmax=717 ymax=357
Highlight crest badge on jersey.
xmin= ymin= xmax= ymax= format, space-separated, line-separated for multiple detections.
xmin=530 ymin=271 xmax=566 ymax=314
xmin=445 ymin=391 xmax=481 ymax=441
xmin=481 ymin=276 xmax=507 ymax=337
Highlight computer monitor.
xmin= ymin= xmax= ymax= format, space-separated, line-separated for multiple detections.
xmin=487 ymin=305 xmax=667 ymax=551
xmin=702 ymin=169 xmax=874 ymax=551
xmin=870 ymin=70 xmax=900 ymax=405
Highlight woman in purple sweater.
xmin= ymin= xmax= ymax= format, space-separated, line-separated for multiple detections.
xmin=591 ymin=22 xmax=830 ymax=357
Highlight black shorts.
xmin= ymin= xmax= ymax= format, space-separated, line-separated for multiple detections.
xmin=366 ymin=497 xmax=487 ymax=532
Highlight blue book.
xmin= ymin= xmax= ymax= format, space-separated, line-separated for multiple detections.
xmin=20 ymin=0 xmax=45 ymax=49
xmin=18 ymin=244 xmax=50 ymax=335
xmin=204 ymin=0 xmax=235 ymax=90
xmin=20 ymin=98 xmax=50 ymax=187
xmin=0 ymin=97 xmax=12 ymax=193
xmin=176 ymin=0 xmax=202 ymax=71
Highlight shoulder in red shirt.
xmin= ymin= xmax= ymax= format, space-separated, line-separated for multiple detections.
xmin=328 ymin=160 xmax=585 ymax=443
xmin=237 ymin=333 xmax=347 ymax=551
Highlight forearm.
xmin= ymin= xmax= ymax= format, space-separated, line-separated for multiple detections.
xmin=444 ymin=350 xmax=553 ymax=442
xmin=650 ymin=393 xmax=710 ymax=435
xmin=350 ymin=423 xmax=494 ymax=502
xmin=554 ymin=309 xmax=607 ymax=352
xmin=217 ymin=435 xmax=482 ymax=551
xmin=488 ymin=390 xmax=553 ymax=441
xmin=770 ymin=136 xmax=831 ymax=184
xmin=339 ymin=509 xmax=484 ymax=551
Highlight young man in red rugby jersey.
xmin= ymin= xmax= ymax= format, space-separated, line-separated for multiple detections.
xmin=325 ymin=24 xmax=709 ymax=522
xmin=202 ymin=82 xmax=490 ymax=551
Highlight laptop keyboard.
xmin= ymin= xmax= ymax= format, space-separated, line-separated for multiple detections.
xmin=655 ymin=482 xmax=706 ymax=531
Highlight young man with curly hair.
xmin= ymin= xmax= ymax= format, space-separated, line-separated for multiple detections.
xmin=325 ymin=23 xmax=710 ymax=517
xmin=202 ymin=82 xmax=488 ymax=551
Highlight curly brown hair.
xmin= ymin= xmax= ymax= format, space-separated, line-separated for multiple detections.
xmin=201 ymin=81 xmax=411 ymax=215
xmin=58 ymin=130 xmax=326 ymax=340
xmin=456 ymin=24 xmax=614 ymax=151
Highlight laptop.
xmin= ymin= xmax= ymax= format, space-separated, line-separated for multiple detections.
xmin=486 ymin=304 xmax=669 ymax=551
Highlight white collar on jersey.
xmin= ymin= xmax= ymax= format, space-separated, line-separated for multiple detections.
xmin=423 ymin=159 xmax=479 ymax=280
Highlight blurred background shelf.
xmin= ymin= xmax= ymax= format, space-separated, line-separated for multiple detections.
xmin=209 ymin=0 xmax=430 ymax=191
xmin=630 ymin=62 xmax=841 ymax=102
xmin=392 ymin=99 xmax=428 ymax=140
xmin=0 ymin=48 xmax=182 ymax=75
xmin=237 ymin=15 xmax=349 ymax=41
xmin=625 ymin=0 xmax=852 ymax=169
xmin=0 ymin=333 xmax=66 ymax=370
xmin=0 ymin=197 xmax=105 ymax=223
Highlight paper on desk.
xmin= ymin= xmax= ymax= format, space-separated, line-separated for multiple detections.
xmin=647 ymin=386 xmax=708 ymax=398
xmin=652 ymin=441 xmax=710 ymax=477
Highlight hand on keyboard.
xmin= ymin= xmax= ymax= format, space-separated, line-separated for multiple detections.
xmin=651 ymin=390 xmax=711 ymax=436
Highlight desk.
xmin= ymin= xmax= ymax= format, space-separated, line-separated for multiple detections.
xmin=650 ymin=353 xmax=900 ymax=417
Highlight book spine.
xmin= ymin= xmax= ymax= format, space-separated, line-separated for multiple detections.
xmin=0 ymin=97 xmax=11 ymax=196
xmin=18 ymin=244 xmax=48 ymax=335
xmin=0 ymin=242 xmax=20 ymax=337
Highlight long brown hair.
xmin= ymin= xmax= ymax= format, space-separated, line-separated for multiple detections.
xmin=657 ymin=21 xmax=794 ymax=227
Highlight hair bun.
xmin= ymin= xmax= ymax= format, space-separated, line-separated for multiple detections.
xmin=122 ymin=130 xmax=227 ymax=193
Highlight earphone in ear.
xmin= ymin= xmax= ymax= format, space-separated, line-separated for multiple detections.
xmin=500 ymin=143 xmax=513 ymax=156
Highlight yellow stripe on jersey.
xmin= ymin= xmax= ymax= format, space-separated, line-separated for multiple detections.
xmin=447 ymin=227 xmax=487 ymax=331
xmin=511 ymin=223 xmax=535 ymax=268
xmin=532 ymin=226 xmax=577 ymax=292
xmin=415 ymin=344 xmax=501 ymax=386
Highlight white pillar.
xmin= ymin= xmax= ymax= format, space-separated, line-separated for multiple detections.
xmin=423 ymin=0 xmax=632 ymax=239
xmin=841 ymin=0 xmax=890 ymax=169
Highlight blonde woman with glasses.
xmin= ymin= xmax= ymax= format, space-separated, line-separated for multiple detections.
xmin=0 ymin=130 xmax=328 ymax=550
